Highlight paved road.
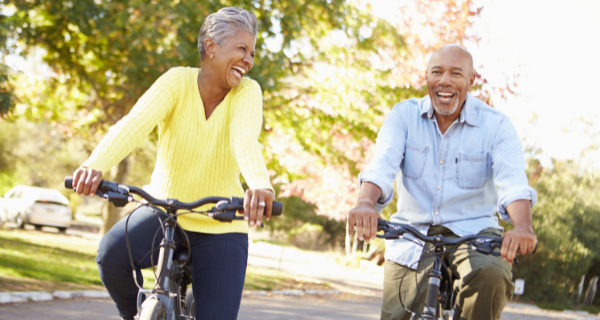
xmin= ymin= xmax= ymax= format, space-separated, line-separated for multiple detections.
xmin=1 ymin=297 xmax=597 ymax=320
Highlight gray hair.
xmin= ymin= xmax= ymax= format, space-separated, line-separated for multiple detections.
xmin=197 ymin=7 xmax=258 ymax=61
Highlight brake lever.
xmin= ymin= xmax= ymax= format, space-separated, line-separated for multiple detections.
xmin=213 ymin=199 xmax=265 ymax=227
xmin=72 ymin=188 xmax=131 ymax=207
xmin=475 ymin=240 xmax=519 ymax=264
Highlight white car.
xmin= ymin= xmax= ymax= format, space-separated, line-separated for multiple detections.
xmin=0 ymin=186 xmax=72 ymax=232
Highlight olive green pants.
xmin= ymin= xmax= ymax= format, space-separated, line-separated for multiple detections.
xmin=381 ymin=226 xmax=514 ymax=320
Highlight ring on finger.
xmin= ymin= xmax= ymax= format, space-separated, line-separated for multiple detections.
xmin=258 ymin=201 xmax=266 ymax=207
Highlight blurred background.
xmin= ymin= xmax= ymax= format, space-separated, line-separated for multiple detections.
xmin=0 ymin=0 xmax=599 ymax=311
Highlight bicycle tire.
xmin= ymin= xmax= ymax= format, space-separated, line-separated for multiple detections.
xmin=139 ymin=297 xmax=167 ymax=320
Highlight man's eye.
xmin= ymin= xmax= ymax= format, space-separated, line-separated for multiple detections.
xmin=240 ymin=47 xmax=246 ymax=51
xmin=453 ymin=72 xmax=461 ymax=76
xmin=432 ymin=71 xmax=440 ymax=74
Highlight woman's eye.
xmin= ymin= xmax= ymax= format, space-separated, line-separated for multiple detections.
xmin=240 ymin=47 xmax=246 ymax=51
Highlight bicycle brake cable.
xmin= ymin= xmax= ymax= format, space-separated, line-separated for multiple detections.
xmin=124 ymin=202 xmax=147 ymax=290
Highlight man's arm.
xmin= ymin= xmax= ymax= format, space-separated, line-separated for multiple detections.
xmin=348 ymin=182 xmax=382 ymax=242
xmin=349 ymin=103 xmax=407 ymax=242
xmin=490 ymin=117 xmax=538 ymax=264
xmin=502 ymin=199 xmax=537 ymax=264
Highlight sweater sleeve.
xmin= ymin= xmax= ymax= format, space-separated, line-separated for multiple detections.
xmin=82 ymin=67 xmax=181 ymax=172
xmin=229 ymin=80 xmax=274 ymax=193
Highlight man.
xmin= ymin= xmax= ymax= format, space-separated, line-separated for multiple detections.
xmin=348 ymin=44 xmax=537 ymax=320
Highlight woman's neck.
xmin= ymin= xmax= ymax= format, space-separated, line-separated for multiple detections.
xmin=197 ymin=67 xmax=231 ymax=119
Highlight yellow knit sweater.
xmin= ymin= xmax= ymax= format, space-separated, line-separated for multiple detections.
xmin=83 ymin=67 xmax=273 ymax=234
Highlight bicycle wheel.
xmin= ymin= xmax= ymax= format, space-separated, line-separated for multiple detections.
xmin=139 ymin=297 xmax=167 ymax=320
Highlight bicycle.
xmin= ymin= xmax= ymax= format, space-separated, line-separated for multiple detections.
xmin=64 ymin=176 xmax=283 ymax=320
xmin=376 ymin=219 xmax=536 ymax=320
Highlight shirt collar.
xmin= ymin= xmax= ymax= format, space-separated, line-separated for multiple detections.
xmin=421 ymin=92 xmax=479 ymax=127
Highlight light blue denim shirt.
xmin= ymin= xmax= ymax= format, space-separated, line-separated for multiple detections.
xmin=359 ymin=93 xmax=537 ymax=269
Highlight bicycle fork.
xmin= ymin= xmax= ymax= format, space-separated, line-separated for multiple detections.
xmin=411 ymin=246 xmax=445 ymax=320
xmin=136 ymin=216 xmax=180 ymax=319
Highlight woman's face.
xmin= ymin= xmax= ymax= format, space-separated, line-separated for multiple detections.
xmin=211 ymin=30 xmax=256 ymax=88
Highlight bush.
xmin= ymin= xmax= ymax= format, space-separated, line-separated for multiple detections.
xmin=263 ymin=193 xmax=346 ymax=251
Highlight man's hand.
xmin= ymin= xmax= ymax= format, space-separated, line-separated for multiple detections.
xmin=73 ymin=166 xmax=103 ymax=197
xmin=501 ymin=226 xmax=537 ymax=264
xmin=348 ymin=200 xmax=380 ymax=242
xmin=348 ymin=182 xmax=383 ymax=242
xmin=501 ymin=199 xmax=537 ymax=264
xmin=243 ymin=189 xmax=275 ymax=227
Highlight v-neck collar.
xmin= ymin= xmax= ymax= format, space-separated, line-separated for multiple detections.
xmin=196 ymin=68 xmax=231 ymax=122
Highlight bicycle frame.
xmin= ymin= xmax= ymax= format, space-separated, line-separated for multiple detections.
xmin=136 ymin=209 xmax=192 ymax=320
xmin=409 ymin=245 xmax=452 ymax=320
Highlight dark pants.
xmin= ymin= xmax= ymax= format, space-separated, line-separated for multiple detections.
xmin=96 ymin=206 xmax=249 ymax=320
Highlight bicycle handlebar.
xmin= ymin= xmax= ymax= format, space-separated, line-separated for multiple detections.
xmin=64 ymin=176 xmax=283 ymax=220
xmin=376 ymin=219 xmax=537 ymax=259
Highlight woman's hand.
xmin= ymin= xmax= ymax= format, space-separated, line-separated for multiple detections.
xmin=72 ymin=166 xmax=103 ymax=196
xmin=243 ymin=189 xmax=275 ymax=227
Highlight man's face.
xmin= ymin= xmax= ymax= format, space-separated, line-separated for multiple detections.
xmin=426 ymin=48 xmax=475 ymax=116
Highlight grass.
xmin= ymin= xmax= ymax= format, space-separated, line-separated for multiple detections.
xmin=0 ymin=228 xmax=330 ymax=293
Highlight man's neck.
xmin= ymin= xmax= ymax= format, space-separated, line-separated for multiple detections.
xmin=434 ymin=104 xmax=464 ymax=135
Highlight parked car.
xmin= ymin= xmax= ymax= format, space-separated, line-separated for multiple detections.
xmin=0 ymin=185 xmax=71 ymax=232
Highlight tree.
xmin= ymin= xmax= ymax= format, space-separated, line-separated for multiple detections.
xmin=1 ymin=0 xmax=354 ymax=233
xmin=510 ymin=155 xmax=600 ymax=305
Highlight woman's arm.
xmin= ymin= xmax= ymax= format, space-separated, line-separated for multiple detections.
xmin=74 ymin=68 xmax=181 ymax=195
xmin=229 ymin=80 xmax=275 ymax=227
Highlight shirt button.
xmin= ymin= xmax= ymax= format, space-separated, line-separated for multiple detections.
xmin=439 ymin=160 xmax=444 ymax=165
xmin=435 ymin=211 xmax=439 ymax=215
xmin=437 ymin=186 xmax=441 ymax=190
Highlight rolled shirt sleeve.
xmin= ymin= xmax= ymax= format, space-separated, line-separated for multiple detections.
xmin=491 ymin=117 xmax=537 ymax=222
xmin=358 ymin=103 xmax=407 ymax=213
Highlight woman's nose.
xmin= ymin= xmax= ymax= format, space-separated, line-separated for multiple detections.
xmin=243 ymin=54 xmax=254 ymax=70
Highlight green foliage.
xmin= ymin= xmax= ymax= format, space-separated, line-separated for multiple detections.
xmin=0 ymin=63 xmax=16 ymax=116
xmin=264 ymin=192 xmax=346 ymax=249
xmin=511 ymin=157 xmax=600 ymax=305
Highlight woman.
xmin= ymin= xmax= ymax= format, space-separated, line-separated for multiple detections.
xmin=72 ymin=7 xmax=274 ymax=320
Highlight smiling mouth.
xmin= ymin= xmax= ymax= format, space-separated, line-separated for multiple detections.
xmin=436 ymin=92 xmax=456 ymax=101
xmin=232 ymin=65 xmax=246 ymax=79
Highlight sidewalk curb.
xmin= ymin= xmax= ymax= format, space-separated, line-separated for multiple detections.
xmin=0 ymin=291 xmax=110 ymax=304
xmin=1 ymin=289 xmax=347 ymax=305
xmin=243 ymin=289 xmax=341 ymax=297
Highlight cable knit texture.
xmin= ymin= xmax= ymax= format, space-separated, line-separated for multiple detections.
xmin=83 ymin=67 xmax=273 ymax=234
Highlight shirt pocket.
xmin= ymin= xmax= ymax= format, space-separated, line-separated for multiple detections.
xmin=456 ymin=152 xmax=490 ymax=190
xmin=402 ymin=141 xmax=429 ymax=181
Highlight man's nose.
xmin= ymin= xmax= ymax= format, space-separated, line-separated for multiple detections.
xmin=440 ymin=71 xmax=452 ymax=85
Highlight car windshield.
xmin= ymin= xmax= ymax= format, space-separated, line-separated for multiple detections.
xmin=32 ymin=188 xmax=69 ymax=205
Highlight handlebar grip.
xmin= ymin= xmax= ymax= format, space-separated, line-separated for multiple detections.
xmin=65 ymin=176 xmax=74 ymax=189
xmin=271 ymin=201 xmax=283 ymax=216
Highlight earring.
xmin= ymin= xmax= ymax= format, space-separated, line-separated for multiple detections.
xmin=210 ymin=54 xmax=213 ymax=58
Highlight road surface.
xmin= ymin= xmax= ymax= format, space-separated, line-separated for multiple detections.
xmin=0 ymin=296 xmax=597 ymax=320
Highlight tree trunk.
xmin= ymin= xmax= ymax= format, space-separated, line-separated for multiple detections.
xmin=345 ymin=229 xmax=352 ymax=257
xmin=100 ymin=156 xmax=129 ymax=235
xmin=351 ymin=232 xmax=359 ymax=256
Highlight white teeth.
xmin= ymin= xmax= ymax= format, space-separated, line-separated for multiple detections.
xmin=438 ymin=92 xmax=454 ymax=97
xmin=232 ymin=66 xmax=246 ymax=75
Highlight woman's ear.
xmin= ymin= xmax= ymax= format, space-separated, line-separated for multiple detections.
xmin=204 ymin=38 xmax=217 ymax=58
